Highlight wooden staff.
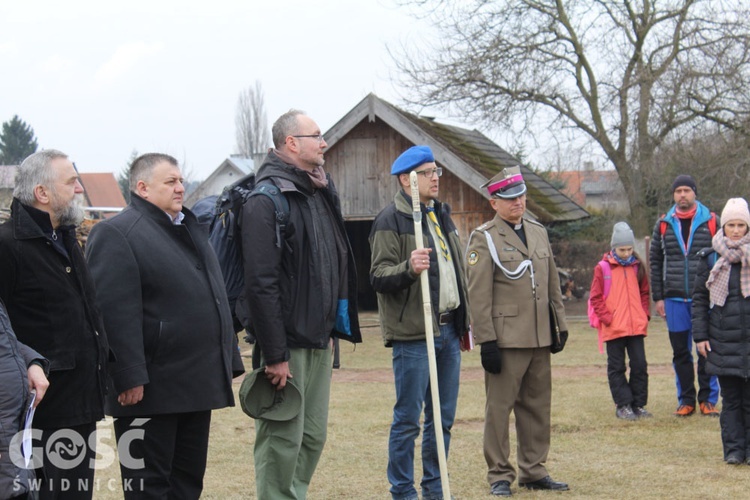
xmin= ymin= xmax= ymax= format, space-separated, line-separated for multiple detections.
xmin=409 ymin=171 xmax=451 ymax=498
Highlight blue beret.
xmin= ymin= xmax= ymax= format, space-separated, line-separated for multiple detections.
xmin=390 ymin=145 xmax=435 ymax=175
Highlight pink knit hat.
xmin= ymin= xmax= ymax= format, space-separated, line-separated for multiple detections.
xmin=720 ymin=198 xmax=750 ymax=228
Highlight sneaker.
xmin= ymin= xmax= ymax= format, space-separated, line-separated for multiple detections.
xmin=616 ymin=405 xmax=637 ymax=420
xmin=674 ymin=404 xmax=695 ymax=417
xmin=633 ymin=407 xmax=653 ymax=418
xmin=700 ymin=402 xmax=720 ymax=417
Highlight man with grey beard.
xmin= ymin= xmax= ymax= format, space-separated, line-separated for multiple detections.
xmin=0 ymin=149 xmax=110 ymax=500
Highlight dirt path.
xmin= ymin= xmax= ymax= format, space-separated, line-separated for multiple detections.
xmin=332 ymin=363 xmax=675 ymax=383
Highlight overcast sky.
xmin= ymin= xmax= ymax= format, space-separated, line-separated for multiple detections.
xmin=0 ymin=0 xmax=441 ymax=180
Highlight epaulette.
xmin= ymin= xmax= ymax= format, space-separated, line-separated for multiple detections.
xmin=475 ymin=220 xmax=494 ymax=232
xmin=525 ymin=218 xmax=544 ymax=228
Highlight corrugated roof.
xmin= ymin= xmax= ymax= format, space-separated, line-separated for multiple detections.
xmin=226 ymin=156 xmax=255 ymax=175
xmin=79 ymin=173 xmax=127 ymax=208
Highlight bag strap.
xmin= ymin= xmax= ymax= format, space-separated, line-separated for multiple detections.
xmin=249 ymin=182 xmax=290 ymax=249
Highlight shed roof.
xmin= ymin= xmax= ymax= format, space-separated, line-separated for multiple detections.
xmin=324 ymin=94 xmax=588 ymax=223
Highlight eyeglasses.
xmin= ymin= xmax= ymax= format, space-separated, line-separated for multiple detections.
xmin=292 ymin=134 xmax=325 ymax=144
xmin=413 ymin=167 xmax=442 ymax=178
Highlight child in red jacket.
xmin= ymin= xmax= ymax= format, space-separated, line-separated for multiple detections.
xmin=590 ymin=222 xmax=651 ymax=420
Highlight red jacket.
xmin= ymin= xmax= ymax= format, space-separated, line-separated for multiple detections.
xmin=589 ymin=253 xmax=650 ymax=342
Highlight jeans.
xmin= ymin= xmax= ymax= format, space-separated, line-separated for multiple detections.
xmin=388 ymin=323 xmax=461 ymax=500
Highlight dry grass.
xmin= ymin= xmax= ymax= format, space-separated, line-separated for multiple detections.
xmin=89 ymin=315 xmax=750 ymax=499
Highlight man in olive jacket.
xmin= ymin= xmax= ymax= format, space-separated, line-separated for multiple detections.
xmin=465 ymin=167 xmax=568 ymax=497
xmin=369 ymin=145 xmax=469 ymax=500
xmin=86 ymin=153 xmax=244 ymax=499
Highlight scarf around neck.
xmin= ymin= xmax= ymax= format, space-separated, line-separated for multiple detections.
xmin=706 ymin=229 xmax=750 ymax=307
xmin=274 ymin=149 xmax=329 ymax=189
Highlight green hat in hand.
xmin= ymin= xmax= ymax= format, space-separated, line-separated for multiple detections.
xmin=239 ymin=367 xmax=302 ymax=421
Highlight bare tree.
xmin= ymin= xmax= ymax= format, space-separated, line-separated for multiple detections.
xmin=392 ymin=0 xmax=750 ymax=230
xmin=235 ymin=81 xmax=270 ymax=157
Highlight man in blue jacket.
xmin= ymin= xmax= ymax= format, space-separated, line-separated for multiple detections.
xmin=650 ymin=174 xmax=720 ymax=417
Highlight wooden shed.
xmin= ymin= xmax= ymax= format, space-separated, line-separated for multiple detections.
xmin=323 ymin=94 xmax=588 ymax=309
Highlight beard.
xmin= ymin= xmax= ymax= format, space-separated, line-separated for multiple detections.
xmin=53 ymin=193 xmax=86 ymax=227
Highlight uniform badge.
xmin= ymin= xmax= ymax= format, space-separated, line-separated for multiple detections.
xmin=468 ymin=251 xmax=479 ymax=266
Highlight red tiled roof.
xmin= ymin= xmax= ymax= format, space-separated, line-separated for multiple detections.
xmin=79 ymin=173 xmax=126 ymax=208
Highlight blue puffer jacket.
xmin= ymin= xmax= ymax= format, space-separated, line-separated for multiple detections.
xmin=0 ymin=300 xmax=48 ymax=498
xmin=650 ymin=202 xmax=717 ymax=301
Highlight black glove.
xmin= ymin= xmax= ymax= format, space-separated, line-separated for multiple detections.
xmin=551 ymin=330 xmax=568 ymax=354
xmin=480 ymin=342 xmax=502 ymax=374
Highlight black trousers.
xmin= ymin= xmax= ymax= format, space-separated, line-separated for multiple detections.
xmin=606 ymin=335 xmax=648 ymax=408
xmin=718 ymin=376 xmax=750 ymax=460
xmin=114 ymin=411 xmax=211 ymax=500
xmin=36 ymin=422 xmax=97 ymax=500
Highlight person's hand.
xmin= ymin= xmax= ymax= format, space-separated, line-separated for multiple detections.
xmin=27 ymin=364 xmax=49 ymax=407
xmin=696 ymin=341 xmax=711 ymax=358
xmin=118 ymin=386 xmax=144 ymax=406
xmin=265 ymin=361 xmax=292 ymax=390
xmin=409 ymin=248 xmax=432 ymax=275
xmin=655 ymin=300 xmax=666 ymax=319
xmin=480 ymin=342 xmax=502 ymax=374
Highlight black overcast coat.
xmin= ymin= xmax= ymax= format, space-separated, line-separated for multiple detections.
xmin=86 ymin=194 xmax=244 ymax=417
xmin=0 ymin=199 xmax=109 ymax=428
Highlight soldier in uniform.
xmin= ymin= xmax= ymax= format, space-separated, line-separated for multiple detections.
xmin=465 ymin=166 xmax=569 ymax=497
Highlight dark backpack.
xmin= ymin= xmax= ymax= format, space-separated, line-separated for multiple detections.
xmin=193 ymin=173 xmax=290 ymax=333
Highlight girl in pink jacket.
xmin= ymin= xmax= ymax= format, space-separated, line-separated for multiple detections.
xmin=589 ymin=222 xmax=651 ymax=420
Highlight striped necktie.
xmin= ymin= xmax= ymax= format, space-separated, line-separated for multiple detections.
xmin=426 ymin=207 xmax=451 ymax=262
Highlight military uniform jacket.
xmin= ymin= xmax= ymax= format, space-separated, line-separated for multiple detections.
xmin=466 ymin=215 xmax=567 ymax=348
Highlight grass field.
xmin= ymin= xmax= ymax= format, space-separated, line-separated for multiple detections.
xmin=88 ymin=314 xmax=750 ymax=499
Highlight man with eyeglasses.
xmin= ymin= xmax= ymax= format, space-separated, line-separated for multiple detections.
xmin=369 ymin=145 xmax=469 ymax=500
xmin=465 ymin=166 xmax=569 ymax=497
xmin=240 ymin=109 xmax=361 ymax=499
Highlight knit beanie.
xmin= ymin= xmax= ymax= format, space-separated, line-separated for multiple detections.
xmin=672 ymin=174 xmax=697 ymax=195
xmin=720 ymin=198 xmax=750 ymax=228
xmin=610 ymin=221 xmax=635 ymax=249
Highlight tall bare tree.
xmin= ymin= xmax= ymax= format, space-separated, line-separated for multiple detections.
xmin=393 ymin=0 xmax=750 ymax=229
xmin=235 ymin=81 xmax=270 ymax=157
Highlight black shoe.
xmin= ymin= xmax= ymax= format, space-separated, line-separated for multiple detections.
xmin=519 ymin=476 xmax=569 ymax=491
xmin=490 ymin=480 xmax=512 ymax=496
xmin=727 ymin=454 xmax=743 ymax=465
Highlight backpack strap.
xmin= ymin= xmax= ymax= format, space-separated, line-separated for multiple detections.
xmin=596 ymin=260 xmax=611 ymax=354
xmin=708 ymin=212 xmax=717 ymax=236
xmin=249 ymin=182 xmax=290 ymax=249
xmin=599 ymin=260 xmax=612 ymax=299
xmin=659 ymin=214 xmax=668 ymax=237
